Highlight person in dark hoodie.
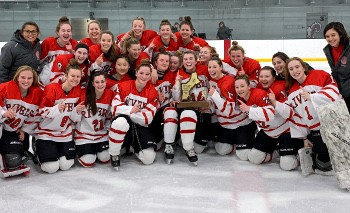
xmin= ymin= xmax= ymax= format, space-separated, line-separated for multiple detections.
xmin=0 ymin=21 xmax=41 ymax=83
xmin=216 ymin=21 xmax=232 ymax=40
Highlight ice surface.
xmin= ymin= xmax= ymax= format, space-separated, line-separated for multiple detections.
xmin=0 ymin=146 xmax=349 ymax=213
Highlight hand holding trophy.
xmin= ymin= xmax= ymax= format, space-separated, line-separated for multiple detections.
xmin=176 ymin=71 xmax=210 ymax=109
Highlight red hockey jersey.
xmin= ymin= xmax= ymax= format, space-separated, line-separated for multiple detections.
xmin=117 ymin=30 xmax=158 ymax=51
xmin=80 ymin=37 xmax=97 ymax=47
xmin=50 ymin=54 xmax=90 ymax=85
xmin=275 ymin=70 xmax=340 ymax=138
xmin=72 ymin=89 xmax=114 ymax=145
xmin=39 ymin=37 xmax=78 ymax=87
xmin=111 ymin=81 xmax=158 ymax=126
xmin=89 ymin=44 xmax=116 ymax=76
xmin=223 ymin=56 xmax=261 ymax=84
xmin=35 ymin=83 xmax=82 ymax=142
xmin=106 ymin=75 xmax=132 ymax=93
xmin=155 ymin=70 xmax=177 ymax=108
xmin=209 ymin=75 xmax=252 ymax=129
xmin=0 ymin=81 xmax=43 ymax=135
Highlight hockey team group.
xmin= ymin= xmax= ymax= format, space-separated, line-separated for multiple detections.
xmin=0 ymin=15 xmax=349 ymax=191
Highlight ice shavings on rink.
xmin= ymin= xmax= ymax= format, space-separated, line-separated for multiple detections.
xmin=0 ymin=147 xmax=349 ymax=213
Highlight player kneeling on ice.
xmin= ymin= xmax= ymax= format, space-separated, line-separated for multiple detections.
xmin=273 ymin=57 xmax=341 ymax=175
xmin=0 ymin=66 xmax=43 ymax=177
xmin=35 ymin=59 xmax=83 ymax=174
xmin=109 ymin=60 xmax=159 ymax=170
xmin=171 ymin=51 xmax=213 ymax=165
xmin=208 ymin=56 xmax=256 ymax=158
xmin=245 ymin=67 xmax=303 ymax=171
xmin=71 ymin=71 xmax=114 ymax=167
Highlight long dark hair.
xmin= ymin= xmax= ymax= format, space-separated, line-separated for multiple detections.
xmin=323 ymin=22 xmax=349 ymax=46
xmin=85 ymin=70 xmax=107 ymax=115
xmin=100 ymin=31 xmax=117 ymax=63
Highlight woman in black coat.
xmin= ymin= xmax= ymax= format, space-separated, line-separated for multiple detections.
xmin=0 ymin=21 xmax=41 ymax=83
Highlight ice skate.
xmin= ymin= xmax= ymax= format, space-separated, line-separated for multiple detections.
xmin=164 ymin=144 xmax=175 ymax=164
xmin=186 ymin=149 xmax=198 ymax=166
xmin=298 ymin=147 xmax=314 ymax=176
xmin=0 ymin=154 xmax=30 ymax=178
xmin=110 ymin=155 xmax=120 ymax=171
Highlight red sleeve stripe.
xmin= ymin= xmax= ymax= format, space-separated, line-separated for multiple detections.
xmin=262 ymin=108 xmax=269 ymax=122
xmin=309 ymin=122 xmax=320 ymax=129
xmin=323 ymin=85 xmax=340 ymax=95
xmin=318 ymin=91 xmax=335 ymax=102
xmin=145 ymin=105 xmax=155 ymax=118
xmin=142 ymin=112 xmax=149 ymax=124
xmin=221 ymin=101 xmax=227 ymax=113
xmin=288 ymin=119 xmax=308 ymax=128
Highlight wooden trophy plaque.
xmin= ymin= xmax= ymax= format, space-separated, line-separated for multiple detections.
xmin=176 ymin=72 xmax=209 ymax=109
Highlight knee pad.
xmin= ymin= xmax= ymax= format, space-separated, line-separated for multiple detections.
xmin=163 ymin=108 xmax=178 ymax=143
xmin=215 ymin=143 xmax=233 ymax=156
xmin=97 ymin=150 xmax=109 ymax=163
xmin=236 ymin=149 xmax=251 ymax=161
xmin=3 ymin=153 xmax=22 ymax=170
xmin=248 ymin=148 xmax=267 ymax=164
xmin=59 ymin=156 xmax=75 ymax=171
xmin=41 ymin=161 xmax=60 ymax=174
xmin=280 ymin=155 xmax=298 ymax=171
xmin=194 ymin=142 xmax=206 ymax=154
xmin=109 ymin=117 xmax=130 ymax=156
xmin=137 ymin=148 xmax=156 ymax=165
xmin=78 ymin=154 xmax=96 ymax=167
xmin=180 ymin=110 xmax=197 ymax=151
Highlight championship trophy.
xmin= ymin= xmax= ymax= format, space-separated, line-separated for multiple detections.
xmin=176 ymin=72 xmax=209 ymax=109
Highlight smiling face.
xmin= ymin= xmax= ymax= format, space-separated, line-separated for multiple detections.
xmin=229 ymin=50 xmax=244 ymax=68
xmin=169 ymin=55 xmax=181 ymax=72
xmin=135 ymin=66 xmax=151 ymax=87
xmin=115 ymin=57 xmax=130 ymax=77
xmin=74 ymin=48 xmax=89 ymax=64
xmin=182 ymin=53 xmax=196 ymax=73
xmin=325 ymin=28 xmax=341 ymax=48
xmin=57 ymin=23 xmax=72 ymax=44
xmin=272 ymin=56 xmax=286 ymax=76
xmin=199 ymin=47 xmax=211 ymax=64
xmin=235 ymin=79 xmax=250 ymax=100
xmin=180 ymin=24 xmax=192 ymax=41
xmin=17 ymin=70 xmax=34 ymax=92
xmin=159 ymin=24 xmax=172 ymax=40
xmin=259 ymin=69 xmax=275 ymax=89
xmin=287 ymin=59 xmax=307 ymax=84
xmin=65 ymin=68 xmax=82 ymax=88
xmin=21 ymin=24 xmax=38 ymax=44
xmin=208 ymin=60 xmax=223 ymax=80
xmin=88 ymin=22 xmax=101 ymax=41
xmin=92 ymin=74 xmax=106 ymax=94
xmin=132 ymin=20 xmax=145 ymax=38
xmin=100 ymin=33 xmax=113 ymax=53
xmin=127 ymin=43 xmax=141 ymax=60
xmin=155 ymin=54 xmax=170 ymax=72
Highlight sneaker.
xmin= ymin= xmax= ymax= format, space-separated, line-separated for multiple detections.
xmin=186 ymin=149 xmax=198 ymax=165
xmin=110 ymin=155 xmax=120 ymax=170
xmin=298 ymin=147 xmax=314 ymax=176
